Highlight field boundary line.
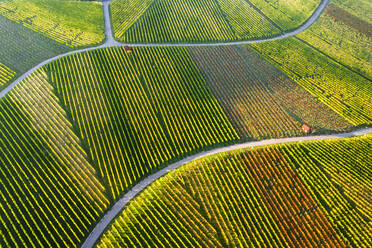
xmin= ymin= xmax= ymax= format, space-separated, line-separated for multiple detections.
xmin=81 ymin=127 xmax=372 ymax=248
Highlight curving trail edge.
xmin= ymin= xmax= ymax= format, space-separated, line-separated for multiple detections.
xmin=1 ymin=0 xmax=330 ymax=99
xmin=82 ymin=127 xmax=372 ymax=248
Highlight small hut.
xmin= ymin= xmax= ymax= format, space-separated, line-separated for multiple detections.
xmin=301 ymin=124 xmax=311 ymax=134
xmin=124 ymin=45 xmax=132 ymax=54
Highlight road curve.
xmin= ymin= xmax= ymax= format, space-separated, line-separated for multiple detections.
xmin=0 ymin=0 xmax=329 ymax=99
xmin=118 ymin=0 xmax=329 ymax=47
xmin=82 ymin=127 xmax=372 ymax=248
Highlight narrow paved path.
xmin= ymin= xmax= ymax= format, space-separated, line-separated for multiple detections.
xmin=82 ymin=127 xmax=372 ymax=248
xmin=0 ymin=0 xmax=329 ymax=99
xmin=102 ymin=0 xmax=121 ymax=47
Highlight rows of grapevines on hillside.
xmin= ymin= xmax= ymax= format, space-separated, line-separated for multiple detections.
xmin=297 ymin=3 xmax=372 ymax=79
xmin=111 ymin=0 xmax=321 ymax=43
xmin=0 ymin=0 xmax=104 ymax=47
xmin=111 ymin=0 xmax=154 ymax=40
xmin=47 ymin=47 xmax=238 ymax=199
xmin=250 ymin=37 xmax=372 ymax=126
xmin=0 ymin=62 xmax=15 ymax=89
xmin=189 ymin=46 xmax=352 ymax=140
xmin=97 ymin=136 xmax=372 ymax=247
xmin=0 ymin=69 xmax=109 ymax=247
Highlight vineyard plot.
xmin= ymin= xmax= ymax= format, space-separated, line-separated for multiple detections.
xmin=189 ymin=45 xmax=351 ymax=140
xmin=250 ymin=1 xmax=372 ymax=126
xmin=0 ymin=62 xmax=15 ymax=89
xmin=110 ymin=0 xmax=155 ymax=40
xmin=298 ymin=137 xmax=372 ymax=222
xmin=248 ymin=0 xmax=322 ymax=30
xmin=281 ymin=136 xmax=372 ymax=247
xmin=0 ymin=14 xmax=70 ymax=90
xmin=0 ymin=0 xmax=104 ymax=47
xmin=332 ymin=0 xmax=372 ymax=24
xmin=97 ymin=136 xmax=371 ymax=247
xmin=250 ymin=37 xmax=372 ymax=126
xmin=0 ymin=69 xmax=109 ymax=247
xmin=0 ymin=14 xmax=70 ymax=68
xmin=297 ymin=3 xmax=372 ymax=79
xmin=110 ymin=0 xmax=321 ymax=43
xmin=48 ymin=47 xmax=238 ymax=200
xmin=117 ymin=0 xmax=236 ymax=43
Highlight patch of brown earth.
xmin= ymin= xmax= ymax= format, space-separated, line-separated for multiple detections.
xmin=325 ymin=4 xmax=372 ymax=37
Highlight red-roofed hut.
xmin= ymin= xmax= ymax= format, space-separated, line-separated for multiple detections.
xmin=302 ymin=124 xmax=311 ymax=134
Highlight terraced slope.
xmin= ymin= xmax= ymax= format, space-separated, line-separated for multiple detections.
xmin=0 ymin=69 xmax=109 ymax=247
xmin=47 ymin=47 xmax=238 ymax=200
xmin=97 ymin=135 xmax=371 ymax=247
xmin=189 ymin=45 xmax=352 ymax=140
xmin=0 ymin=0 xmax=104 ymax=47
xmin=111 ymin=0 xmax=321 ymax=43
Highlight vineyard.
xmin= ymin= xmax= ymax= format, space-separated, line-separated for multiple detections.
xmin=298 ymin=136 xmax=372 ymax=225
xmin=113 ymin=0 xmax=236 ymax=43
xmin=1 ymin=43 xmax=362 ymax=248
xmin=325 ymin=3 xmax=372 ymax=37
xmin=97 ymin=135 xmax=371 ymax=247
xmin=189 ymin=45 xmax=352 ymax=140
xmin=47 ymin=46 xmax=238 ymax=200
xmin=250 ymin=37 xmax=372 ymax=126
xmin=297 ymin=3 xmax=372 ymax=78
xmin=0 ymin=14 xmax=70 ymax=89
xmin=0 ymin=69 xmax=109 ymax=247
xmin=248 ymin=0 xmax=322 ymax=30
xmin=0 ymin=62 xmax=15 ymax=89
xmin=0 ymin=0 xmax=104 ymax=47
xmin=282 ymin=137 xmax=372 ymax=247
xmin=332 ymin=0 xmax=372 ymax=24
xmin=110 ymin=0 xmax=320 ymax=43
xmin=110 ymin=0 xmax=154 ymax=40
xmin=0 ymin=0 xmax=370 ymax=247
xmin=249 ymin=0 xmax=372 ymax=126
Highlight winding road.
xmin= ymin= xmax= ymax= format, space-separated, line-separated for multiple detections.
xmin=3 ymin=0 xmax=367 ymax=247
xmin=82 ymin=127 xmax=372 ymax=248
xmin=0 ymin=0 xmax=330 ymax=99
